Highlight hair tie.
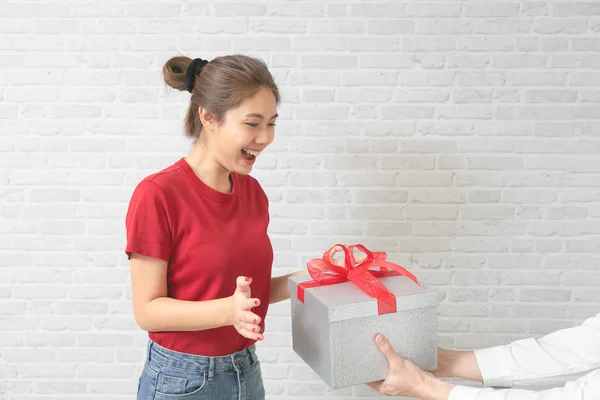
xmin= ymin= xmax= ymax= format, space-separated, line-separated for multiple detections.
xmin=185 ymin=58 xmax=209 ymax=93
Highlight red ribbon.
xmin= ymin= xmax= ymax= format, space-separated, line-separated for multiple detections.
xmin=297 ymin=244 xmax=420 ymax=315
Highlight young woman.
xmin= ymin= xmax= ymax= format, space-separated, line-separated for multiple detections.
xmin=125 ymin=54 xmax=304 ymax=400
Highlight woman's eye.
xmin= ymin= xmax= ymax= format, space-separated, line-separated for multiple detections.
xmin=269 ymin=123 xmax=276 ymax=127
xmin=245 ymin=123 xmax=258 ymax=127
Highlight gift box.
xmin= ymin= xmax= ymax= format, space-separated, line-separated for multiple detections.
xmin=288 ymin=244 xmax=439 ymax=389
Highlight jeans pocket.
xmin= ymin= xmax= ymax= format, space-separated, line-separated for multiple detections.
xmin=154 ymin=366 xmax=207 ymax=399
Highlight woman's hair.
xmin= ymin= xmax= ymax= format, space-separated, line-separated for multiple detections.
xmin=162 ymin=54 xmax=280 ymax=139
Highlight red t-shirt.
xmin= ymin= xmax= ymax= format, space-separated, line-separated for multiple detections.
xmin=125 ymin=157 xmax=273 ymax=356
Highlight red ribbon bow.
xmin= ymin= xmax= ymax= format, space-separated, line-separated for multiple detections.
xmin=297 ymin=244 xmax=420 ymax=315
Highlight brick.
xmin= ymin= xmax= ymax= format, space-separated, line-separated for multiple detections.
xmin=310 ymin=19 xmax=365 ymax=34
xmin=523 ymin=3 xmax=550 ymax=16
xmin=541 ymin=37 xmax=570 ymax=51
xmin=337 ymin=172 xmax=396 ymax=187
xmin=454 ymin=271 xmax=502 ymax=285
xmin=234 ymin=37 xmax=290 ymax=51
xmin=490 ymin=288 xmax=517 ymax=302
xmin=349 ymin=3 xmax=405 ymax=17
xmin=407 ymin=3 xmax=461 ymax=17
xmin=533 ymin=19 xmax=588 ymax=34
xmin=267 ymin=3 xmax=324 ymax=16
xmin=398 ymin=238 xmax=452 ymax=253
xmin=301 ymin=55 xmax=356 ymax=70
xmin=465 ymin=3 xmax=520 ymax=17
xmin=416 ymin=54 xmax=447 ymax=69
xmin=292 ymin=37 xmax=345 ymax=51
xmin=517 ymin=37 xmax=541 ymax=51
xmin=572 ymin=289 xmax=599 ymax=302
xmin=438 ymin=304 xmax=490 ymax=317
xmin=504 ymin=271 xmax=561 ymax=286
xmin=513 ymin=305 xmax=569 ymax=318
xmin=349 ymin=37 xmax=401 ymax=52
xmin=554 ymin=3 xmax=600 ymax=16
xmin=289 ymin=71 xmax=341 ymax=86
xmin=493 ymin=54 xmax=549 ymax=69
xmin=366 ymin=223 xmax=411 ymax=237
xmin=473 ymin=19 xmax=532 ymax=34
xmin=382 ymin=105 xmax=434 ymax=119
xmin=525 ymin=89 xmax=577 ymax=103
xmin=400 ymin=71 xmax=456 ymax=86
xmin=416 ymin=19 xmax=472 ymax=35
xmin=448 ymin=54 xmax=490 ymax=69
xmin=529 ymin=320 xmax=575 ymax=334
xmin=472 ymin=319 xmax=528 ymax=333
xmin=192 ymin=19 xmax=246 ymax=34
xmin=327 ymin=4 xmax=348 ymax=17
xmin=536 ymin=239 xmax=564 ymax=253
xmin=458 ymin=37 xmax=514 ymax=52
xmin=342 ymin=71 xmax=398 ymax=87
xmin=460 ymin=205 xmax=516 ymax=221
xmin=570 ymin=72 xmax=600 ymax=86
xmin=457 ymin=71 xmax=505 ymax=86
xmin=471 ymin=221 xmax=527 ymax=237
xmin=468 ymin=190 xmax=502 ymax=203
xmin=294 ymin=105 xmax=349 ymax=120
xmin=403 ymin=37 xmax=457 ymax=52
xmin=367 ymin=20 xmax=414 ymax=34
xmin=360 ymin=54 xmax=414 ymax=69
xmin=520 ymin=289 xmax=572 ymax=302
xmin=572 ymin=38 xmax=600 ymax=51
xmin=449 ymin=288 xmax=489 ymax=302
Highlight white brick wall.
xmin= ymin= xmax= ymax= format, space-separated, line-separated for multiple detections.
xmin=1 ymin=1 xmax=600 ymax=398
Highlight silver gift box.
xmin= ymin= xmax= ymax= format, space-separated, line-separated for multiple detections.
xmin=288 ymin=274 xmax=439 ymax=389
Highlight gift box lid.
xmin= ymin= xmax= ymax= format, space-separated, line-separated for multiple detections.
xmin=289 ymin=274 xmax=439 ymax=322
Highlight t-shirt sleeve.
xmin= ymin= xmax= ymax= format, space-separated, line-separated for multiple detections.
xmin=125 ymin=179 xmax=172 ymax=262
xmin=253 ymin=177 xmax=270 ymax=221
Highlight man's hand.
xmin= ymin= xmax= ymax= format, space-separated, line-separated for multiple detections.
xmin=368 ymin=334 xmax=455 ymax=400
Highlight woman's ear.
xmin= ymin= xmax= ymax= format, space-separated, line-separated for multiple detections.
xmin=198 ymin=106 xmax=218 ymax=132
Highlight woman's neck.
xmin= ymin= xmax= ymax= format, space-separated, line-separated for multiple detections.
xmin=185 ymin=142 xmax=232 ymax=194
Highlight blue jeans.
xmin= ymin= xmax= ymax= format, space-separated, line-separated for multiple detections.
xmin=138 ymin=341 xmax=265 ymax=400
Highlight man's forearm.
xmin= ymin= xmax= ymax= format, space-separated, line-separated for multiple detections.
xmin=438 ymin=349 xmax=483 ymax=383
xmin=417 ymin=374 xmax=455 ymax=400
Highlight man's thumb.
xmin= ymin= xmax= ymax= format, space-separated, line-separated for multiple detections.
xmin=375 ymin=334 xmax=396 ymax=359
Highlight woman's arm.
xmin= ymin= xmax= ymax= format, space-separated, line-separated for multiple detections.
xmin=130 ymin=253 xmax=261 ymax=336
xmin=268 ymin=252 xmax=370 ymax=304
xmin=269 ymin=269 xmax=307 ymax=304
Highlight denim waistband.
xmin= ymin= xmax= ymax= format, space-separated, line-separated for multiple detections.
xmin=147 ymin=340 xmax=258 ymax=377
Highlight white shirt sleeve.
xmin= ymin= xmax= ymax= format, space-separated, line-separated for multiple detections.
xmin=447 ymin=312 xmax=600 ymax=400
xmin=448 ymin=369 xmax=600 ymax=400
xmin=473 ymin=313 xmax=600 ymax=390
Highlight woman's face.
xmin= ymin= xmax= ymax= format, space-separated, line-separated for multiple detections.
xmin=201 ymin=88 xmax=278 ymax=175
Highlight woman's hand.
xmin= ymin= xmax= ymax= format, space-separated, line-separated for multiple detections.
xmin=228 ymin=276 xmax=263 ymax=341
xmin=330 ymin=245 xmax=367 ymax=267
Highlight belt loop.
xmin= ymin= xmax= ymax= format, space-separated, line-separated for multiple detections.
xmin=249 ymin=345 xmax=258 ymax=365
xmin=146 ymin=340 xmax=152 ymax=361
xmin=207 ymin=357 xmax=215 ymax=382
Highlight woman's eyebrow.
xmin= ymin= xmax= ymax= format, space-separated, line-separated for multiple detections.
xmin=245 ymin=113 xmax=279 ymax=119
